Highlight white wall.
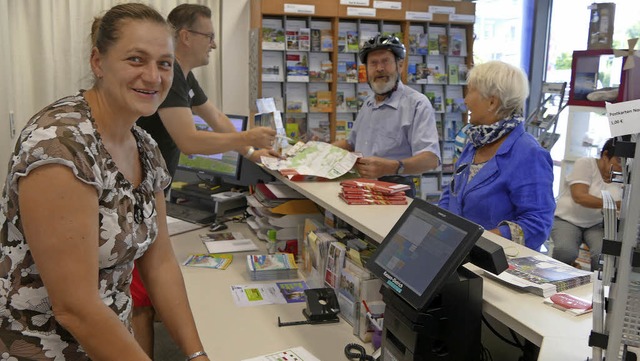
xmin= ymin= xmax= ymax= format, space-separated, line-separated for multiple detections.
xmin=0 ymin=0 xmax=220 ymax=188
xmin=220 ymin=0 xmax=252 ymax=116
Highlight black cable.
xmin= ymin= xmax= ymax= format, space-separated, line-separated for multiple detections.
xmin=344 ymin=343 xmax=375 ymax=361
xmin=481 ymin=315 xmax=524 ymax=349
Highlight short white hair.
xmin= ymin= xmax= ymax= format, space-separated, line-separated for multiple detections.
xmin=467 ymin=60 xmax=529 ymax=119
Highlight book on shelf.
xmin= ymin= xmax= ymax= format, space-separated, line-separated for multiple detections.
xmin=286 ymin=53 xmax=309 ymax=82
xmin=309 ymin=90 xmax=332 ymax=112
xmin=446 ymin=85 xmax=466 ymax=113
xmin=346 ymin=30 xmax=359 ymax=52
xmin=427 ymin=56 xmax=447 ymax=84
xmin=308 ymin=54 xmax=331 ymax=82
xmin=425 ymin=85 xmax=444 ymax=113
xmin=298 ymin=28 xmax=310 ymax=51
xmin=261 ymin=27 xmax=285 ymax=50
xmin=448 ymin=64 xmax=460 ymax=85
xmin=443 ymin=112 xmax=462 ymax=141
xmin=335 ymin=117 xmax=354 ymax=141
xmin=340 ymin=178 xmax=411 ymax=195
xmin=449 ymin=27 xmax=467 ymax=56
xmin=261 ymin=51 xmax=283 ymax=82
xmin=285 ymin=113 xmax=307 ymax=142
xmin=438 ymin=34 xmax=449 ymax=55
xmin=310 ymin=28 xmax=321 ymax=52
xmin=415 ymin=63 xmax=429 ymax=84
xmin=285 ymin=29 xmax=299 ymax=50
xmin=337 ymin=30 xmax=347 ymax=52
xmin=321 ymin=29 xmax=333 ymax=51
xmin=307 ymin=114 xmax=331 ymax=142
xmin=246 ymin=253 xmax=299 ymax=281
xmin=345 ymin=61 xmax=357 ymax=83
xmin=408 ymin=32 xmax=420 ymax=55
xmin=484 ymin=255 xmax=594 ymax=298
xmin=285 ymin=83 xmax=308 ymax=112
xmin=427 ymin=33 xmax=439 ymax=55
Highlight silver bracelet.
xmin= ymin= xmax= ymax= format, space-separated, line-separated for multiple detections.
xmin=244 ymin=146 xmax=255 ymax=158
xmin=186 ymin=350 xmax=207 ymax=361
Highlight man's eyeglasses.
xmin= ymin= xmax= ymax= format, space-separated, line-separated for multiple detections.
xmin=187 ymin=29 xmax=216 ymax=43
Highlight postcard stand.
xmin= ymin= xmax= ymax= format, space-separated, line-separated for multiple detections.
xmin=380 ymin=267 xmax=483 ymax=361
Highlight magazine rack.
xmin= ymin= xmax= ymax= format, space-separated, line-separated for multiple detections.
xmin=525 ymin=81 xmax=567 ymax=150
xmin=589 ymin=136 xmax=640 ymax=360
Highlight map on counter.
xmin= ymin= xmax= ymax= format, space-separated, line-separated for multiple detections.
xmin=261 ymin=141 xmax=359 ymax=179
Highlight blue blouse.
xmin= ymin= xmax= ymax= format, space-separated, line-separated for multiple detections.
xmin=438 ymin=123 xmax=555 ymax=251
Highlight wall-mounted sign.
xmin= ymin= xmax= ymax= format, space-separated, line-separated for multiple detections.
xmin=373 ymin=1 xmax=401 ymax=10
xmin=347 ymin=7 xmax=376 ymax=17
xmin=284 ymin=4 xmax=315 ymax=14
xmin=449 ymin=14 xmax=475 ymax=23
xmin=428 ymin=6 xmax=455 ymax=14
xmin=405 ymin=11 xmax=432 ymax=21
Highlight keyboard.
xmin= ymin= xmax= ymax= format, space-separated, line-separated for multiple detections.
xmin=165 ymin=202 xmax=216 ymax=225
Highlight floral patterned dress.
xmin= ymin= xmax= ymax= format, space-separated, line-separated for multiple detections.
xmin=0 ymin=92 xmax=170 ymax=360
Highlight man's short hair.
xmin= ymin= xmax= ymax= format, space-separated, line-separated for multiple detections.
xmin=167 ymin=4 xmax=211 ymax=31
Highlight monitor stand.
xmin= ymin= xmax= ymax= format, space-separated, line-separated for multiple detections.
xmin=380 ymin=267 xmax=483 ymax=361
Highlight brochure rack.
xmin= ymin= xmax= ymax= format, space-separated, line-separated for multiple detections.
xmin=590 ymin=136 xmax=640 ymax=360
xmin=250 ymin=0 xmax=476 ymax=199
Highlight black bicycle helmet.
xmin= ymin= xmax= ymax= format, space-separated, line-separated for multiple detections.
xmin=358 ymin=34 xmax=406 ymax=64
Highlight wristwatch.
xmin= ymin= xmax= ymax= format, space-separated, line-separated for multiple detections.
xmin=244 ymin=146 xmax=255 ymax=158
xmin=396 ymin=160 xmax=405 ymax=175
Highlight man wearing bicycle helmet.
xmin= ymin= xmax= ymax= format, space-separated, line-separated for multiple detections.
xmin=333 ymin=34 xmax=440 ymax=197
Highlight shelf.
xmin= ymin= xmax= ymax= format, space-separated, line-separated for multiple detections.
xmin=251 ymin=0 xmax=475 ymax=200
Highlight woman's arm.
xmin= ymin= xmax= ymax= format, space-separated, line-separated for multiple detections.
xmin=503 ymin=147 xmax=556 ymax=250
xmin=570 ymin=183 xmax=605 ymax=209
xmin=136 ymin=193 xmax=210 ymax=360
xmin=19 ymin=164 xmax=150 ymax=361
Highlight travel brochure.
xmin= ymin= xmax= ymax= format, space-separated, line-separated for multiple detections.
xmin=230 ymin=281 xmax=308 ymax=307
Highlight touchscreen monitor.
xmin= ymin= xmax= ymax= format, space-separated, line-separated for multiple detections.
xmin=365 ymin=198 xmax=484 ymax=311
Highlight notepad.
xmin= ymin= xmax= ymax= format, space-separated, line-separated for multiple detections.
xmin=203 ymin=239 xmax=259 ymax=253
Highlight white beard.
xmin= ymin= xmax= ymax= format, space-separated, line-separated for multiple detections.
xmin=369 ymin=72 xmax=398 ymax=95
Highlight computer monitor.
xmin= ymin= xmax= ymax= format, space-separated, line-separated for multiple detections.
xmin=176 ymin=114 xmax=247 ymax=186
xmin=365 ymin=199 xmax=484 ymax=311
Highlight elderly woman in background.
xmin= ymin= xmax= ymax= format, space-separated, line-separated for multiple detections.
xmin=438 ymin=60 xmax=555 ymax=251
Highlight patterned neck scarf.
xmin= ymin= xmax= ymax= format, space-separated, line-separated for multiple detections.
xmin=464 ymin=115 xmax=523 ymax=148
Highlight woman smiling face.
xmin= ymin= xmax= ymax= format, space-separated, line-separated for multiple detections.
xmin=91 ymin=19 xmax=174 ymax=119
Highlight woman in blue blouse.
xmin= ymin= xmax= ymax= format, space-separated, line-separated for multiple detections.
xmin=438 ymin=61 xmax=555 ymax=251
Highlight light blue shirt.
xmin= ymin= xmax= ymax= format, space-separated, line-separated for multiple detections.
xmin=347 ymin=82 xmax=441 ymax=171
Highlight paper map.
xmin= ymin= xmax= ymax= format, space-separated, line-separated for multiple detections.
xmin=262 ymin=141 xmax=358 ymax=179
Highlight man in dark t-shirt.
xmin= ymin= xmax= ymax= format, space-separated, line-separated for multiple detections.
xmin=133 ymin=4 xmax=278 ymax=358
xmin=137 ymin=61 xmax=208 ymax=177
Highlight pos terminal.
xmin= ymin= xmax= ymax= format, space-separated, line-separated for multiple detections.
xmin=366 ymin=199 xmax=507 ymax=361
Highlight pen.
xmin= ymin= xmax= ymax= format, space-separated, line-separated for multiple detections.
xmin=362 ymin=300 xmax=382 ymax=331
